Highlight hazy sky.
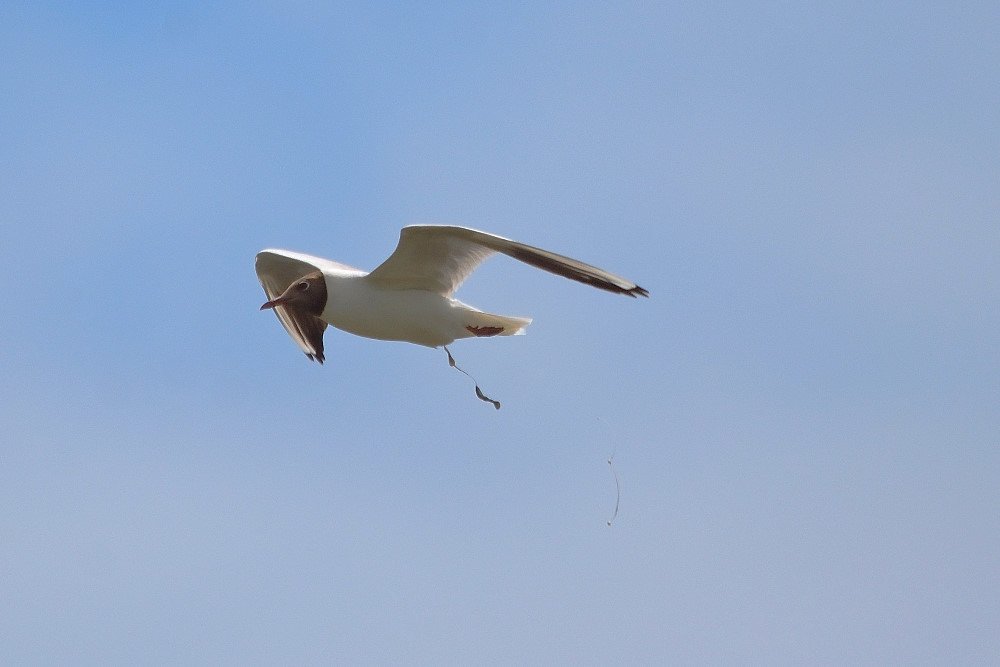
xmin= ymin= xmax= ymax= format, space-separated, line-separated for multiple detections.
xmin=2 ymin=2 xmax=998 ymax=664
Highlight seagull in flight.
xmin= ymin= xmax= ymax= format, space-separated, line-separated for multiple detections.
xmin=256 ymin=225 xmax=647 ymax=407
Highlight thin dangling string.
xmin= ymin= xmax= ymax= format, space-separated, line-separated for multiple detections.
xmin=444 ymin=346 xmax=501 ymax=410
xmin=598 ymin=417 xmax=621 ymax=526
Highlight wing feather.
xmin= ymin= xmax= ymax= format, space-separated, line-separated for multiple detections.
xmin=366 ymin=226 xmax=648 ymax=297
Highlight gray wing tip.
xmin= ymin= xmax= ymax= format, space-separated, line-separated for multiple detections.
xmin=255 ymin=248 xmax=280 ymax=264
xmin=599 ymin=281 xmax=649 ymax=298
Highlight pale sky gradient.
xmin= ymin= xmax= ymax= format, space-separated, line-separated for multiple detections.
xmin=2 ymin=2 xmax=998 ymax=664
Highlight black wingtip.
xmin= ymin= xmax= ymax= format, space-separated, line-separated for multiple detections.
xmin=629 ymin=285 xmax=649 ymax=298
xmin=306 ymin=352 xmax=326 ymax=364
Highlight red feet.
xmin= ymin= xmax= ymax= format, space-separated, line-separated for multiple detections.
xmin=466 ymin=325 xmax=504 ymax=337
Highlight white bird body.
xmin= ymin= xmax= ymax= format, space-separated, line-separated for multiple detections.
xmin=320 ymin=273 xmax=530 ymax=347
xmin=256 ymin=225 xmax=647 ymax=364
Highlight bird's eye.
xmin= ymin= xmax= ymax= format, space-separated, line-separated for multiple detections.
xmin=297 ymin=281 xmax=309 ymax=291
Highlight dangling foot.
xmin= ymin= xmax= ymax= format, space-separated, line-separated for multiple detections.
xmin=444 ymin=346 xmax=500 ymax=410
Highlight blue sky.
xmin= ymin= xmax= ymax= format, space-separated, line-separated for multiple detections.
xmin=2 ymin=2 xmax=998 ymax=664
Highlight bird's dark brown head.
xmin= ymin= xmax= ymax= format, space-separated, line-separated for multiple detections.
xmin=259 ymin=270 xmax=327 ymax=316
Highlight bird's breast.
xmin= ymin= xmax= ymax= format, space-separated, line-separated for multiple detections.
xmin=321 ymin=277 xmax=463 ymax=347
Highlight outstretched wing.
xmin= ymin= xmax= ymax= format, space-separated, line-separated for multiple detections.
xmin=255 ymin=249 xmax=353 ymax=363
xmin=366 ymin=225 xmax=648 ymax=297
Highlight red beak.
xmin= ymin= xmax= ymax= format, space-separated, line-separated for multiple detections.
xmin=259 ymin=296 xmax=289 ymax=310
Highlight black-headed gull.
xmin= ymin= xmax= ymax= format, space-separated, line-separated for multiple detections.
xmin=256 ymin=225 xmax=647 ymax=407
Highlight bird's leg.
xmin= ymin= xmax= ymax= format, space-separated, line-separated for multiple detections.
xmin=465 ymin=325 xmax=504 ymax=337
xmin=444 ymin=346 xmax=500 ymax=410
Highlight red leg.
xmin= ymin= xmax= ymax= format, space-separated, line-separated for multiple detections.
xmin=465 ymin=325 xmax=505 ymax=337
